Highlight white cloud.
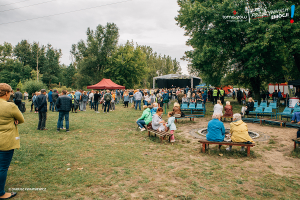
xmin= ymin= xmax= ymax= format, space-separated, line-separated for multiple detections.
xmin=0 ymin=0 xmax=192 ymax=74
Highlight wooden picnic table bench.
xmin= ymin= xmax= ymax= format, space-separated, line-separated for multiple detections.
xmin=146 ymin=127 xmax=172 ymax=143
xmin=262 ymin=118 xmax=286 ymax=127
xmin=292 ymin=139 xmax=300 ymax=149
xmin=198 ymin=139 xmax=255 ymax=157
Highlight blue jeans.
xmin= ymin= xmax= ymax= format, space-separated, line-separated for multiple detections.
xmin=137 ymin=120 xmax=146 ymax=128
xmin=292 ymin=112 xmax=300 ymax=122
xmin=143 ymin=100 xmax=148 ymax=106
xmin=57 ymin=111 xmax=69 ymax=130
xmin=0 ymin=150 xmax=14 ymax=196
xmin=52 ymin=101 xmax=57 ymax=111
xmin=104 ymin=101 xmax=110 ymax=112
xmin=135 ymin=100 xmax=141 ymax=110
xmin=129 ymin=97 xmax=133 ymax=103
xmin=94 ymin=102 xmax=99 ymax=111
xmin=90 ymin=101 xmax=94 ymax=109
xmin=49 ymin=102 xmax=53 ymax=110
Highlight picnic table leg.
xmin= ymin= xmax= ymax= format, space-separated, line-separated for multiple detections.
xmin=160 ymin=136 xmax=163 ymax=143
xmin=193 ymin=118 xmax=194 ymax=121
xmin=219 ymin=145 xmax=222 ymax=150
xmin=175 ymin=119 xmax=177 ymax=123
xmin=294 ymin=141 xmax=296 ymax=150
xmin=202 ymin=143 xmax=206 ymax=153
xmin=280 ymin=123 xmax=282 ymax=128
xmin=148 ymin=131 xmax=150 ymax=137
xmin=247 ymin=146 xmax=250 ymax=157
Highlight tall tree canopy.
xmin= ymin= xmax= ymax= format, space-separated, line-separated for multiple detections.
xmin=70 ymin=23 xmax=119 ymax=88
xmin=176 ymin=0 xmax=299 ymax=100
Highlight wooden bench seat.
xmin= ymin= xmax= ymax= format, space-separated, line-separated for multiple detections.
xmin=198 ymin=139 xmax=255 ymax=157
xmin=146 ymin=127 xmax=172 ymax=143
xmin=292 ymin=139 xmax=300 ymax=149
xmin=263 ymin=118 xmax=286 ymax=127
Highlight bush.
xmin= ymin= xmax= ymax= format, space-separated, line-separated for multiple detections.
xmin=23 ymin=80 xmax=48 ymax=98
xmin=53 ymin=86 xmax=73 ymax=94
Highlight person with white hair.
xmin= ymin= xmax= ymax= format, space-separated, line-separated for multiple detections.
xmin=223 ymin=101 xmax=233 ymax=117
xmin=226 ymin=113 xmax=254 ymax=151
xmin=213 ymin=100 xmax=223 ymax=116
xmin=206 ymin=113 xmax=226 ymax=142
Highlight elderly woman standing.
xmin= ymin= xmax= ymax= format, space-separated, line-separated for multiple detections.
xmin=213 ymin=100 xmax=223 ymax=117
xmin=206 ymin=113 xmax=225 ymax=142
xmin=226 ymin=113 xmax=254 ymax=151
xmin=0 ymin=83 xmax=25 ymax=199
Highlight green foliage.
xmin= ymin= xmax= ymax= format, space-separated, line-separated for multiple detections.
xmin=104 ymin=41 xmax=147 ymax=88
xmin=71 ymin=23 xmax=119 ymax=88
xmin=23 ymin=79 xmax=47 ymax=97
xmin=176 ymin=0 xmax=300 ymax=100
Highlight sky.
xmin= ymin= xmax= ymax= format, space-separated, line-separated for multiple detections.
xmin=0 ymin=0 xmax=192 ymax=75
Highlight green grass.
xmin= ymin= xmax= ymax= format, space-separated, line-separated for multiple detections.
xmin=4 ymin=99 xmax=300 ymax=199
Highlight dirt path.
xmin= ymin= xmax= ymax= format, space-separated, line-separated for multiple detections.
xmin=176 ymin=118 xmax=300 ymax=177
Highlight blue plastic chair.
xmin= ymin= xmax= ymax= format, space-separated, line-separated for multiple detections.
xmin=181 ymin=104 xmax=188 ymax=110
xmin=254 ymin=101 xmax=258 ymax=108
xmin=259 ymin=102 xmax=268 ymax=109
xmin=249 ymin=107 xmax=264 ymax=118
xmin=261 ymin=106 xmax=274 ymax=118
xmin=277 ymin=107 xmax=292 ymax=120
xmin=196 ymin=103 xmax=204 ymax=110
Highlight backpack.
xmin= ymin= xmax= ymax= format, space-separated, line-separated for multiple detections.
xmin=105 ymin=93 xmax=111 ymax=102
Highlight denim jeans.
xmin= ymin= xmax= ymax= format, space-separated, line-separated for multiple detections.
xmin=129 ymin=97 xmax=133 ymax=103
xmin=143 ymin=100 xmax=148 ymax=106
xmin=137 ymin=120 xmax=146 ymax=128
xmin=135 ymin=100 xmax=141 ymax=110
xmin=49 ymin=102 xmax=53 ymax=110
xmin=52 ymin=101 xmax=57 ymax=111
xmin=90 ymin=101 xmax=94 ymax=109
xmin=292 ymin=112 xmax=300 ymax=122
xmin=104 ymin=101 xmax=110 ymax=112
xmin=0 ymin=150 xmax=14 ymax=196
xmin=57 ymin=111 xmax=69 ymax=130
xmin=94 ymin=102 xmax=99 ymax=111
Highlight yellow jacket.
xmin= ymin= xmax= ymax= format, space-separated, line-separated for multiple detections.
xmin=0 ymin=98 xmax=25 ymax=150
xmin=230 ymin=120 xmax=254 ymax=143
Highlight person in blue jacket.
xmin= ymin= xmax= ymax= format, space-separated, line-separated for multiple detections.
xmin=206 ymin=113 xmax=225 ymax=142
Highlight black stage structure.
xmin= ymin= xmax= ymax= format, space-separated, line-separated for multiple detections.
xmin=153 ymin=74 xmax=201 ymax=89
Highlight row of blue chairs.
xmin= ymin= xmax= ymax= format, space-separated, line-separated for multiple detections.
xmin=181 ymin=103 xmax=205 ymax=110
xmin=248 ymin=107 xmax=275 ymax=118
xmin=277 ymin=107 xmax=300 ymax=121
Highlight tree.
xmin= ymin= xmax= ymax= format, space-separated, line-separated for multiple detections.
xmin=104 ymin=41 xmax=147 ymax=88
xmin=71 ymin=23 xmax=119 ymax=86
xmin=176 ymin=0 xmax=299 ymax=102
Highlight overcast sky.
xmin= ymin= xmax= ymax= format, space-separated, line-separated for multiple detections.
xmin=0 ymin=0 xmax=192 ymax=74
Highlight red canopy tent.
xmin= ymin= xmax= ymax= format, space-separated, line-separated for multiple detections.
xmin=87 ymin=78 xmax=125 ymax=90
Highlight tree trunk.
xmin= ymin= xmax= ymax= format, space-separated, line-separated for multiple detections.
xmin=250 ymin=76 xmax=261 ymax=104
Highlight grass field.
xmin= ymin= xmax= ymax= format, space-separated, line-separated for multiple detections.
xmin=5 ymin=98 xmax=300 ymax=199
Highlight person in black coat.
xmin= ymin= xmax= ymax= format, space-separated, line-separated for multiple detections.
xmin=56 ymin=90 xmax=72 ymax=132
xmin=36 ymin=89 xmax=48 ymax=130
xmin=52 ymin=89 xmax=59 ymax=112
xmin=241 ymin=97 xmax=254 ymax=115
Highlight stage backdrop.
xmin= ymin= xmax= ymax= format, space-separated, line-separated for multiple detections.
xmin=156 ymin=78 xmax=200 ymax=89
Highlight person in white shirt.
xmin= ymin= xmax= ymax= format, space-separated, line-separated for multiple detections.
xmin=213 ymin=100 xmax=223 ymax=117
xmin=89 ymin=91 xmax=94 ymax=109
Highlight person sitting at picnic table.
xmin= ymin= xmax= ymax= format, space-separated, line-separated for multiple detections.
xmin=173 ymin=102 xmax=182 ymax=118
xmin=223 ymin=101 xmax=233 ymax=117
xmin=226 ymin=113 xmax=254 ymax=151
xmin=136 ymin=105 xmax=152 ymax=132
xmin=182 ymin=94 xmax=188 ymax=103
xmin=206 ymin=113 xmax=225 ymax=142
xmin=241 ymin=97 xmax=254 ymax=116
xmin=152 ymin=107 xmax=166 ymax=132
xmin=213 ymin=100 xmax=223 ymax=117
xmin=291 ymin=112 xmax=300 ymax=124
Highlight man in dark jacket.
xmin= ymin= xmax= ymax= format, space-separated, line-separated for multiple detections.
xmin=237 ymin=89 xmax=242 ymax=105
xmin=52 ymin=89 xmax=59 ymax=112
xmin=14 ymin=88 xmax=22 ymax=111
xmin=56 ymin=90 xmax=72 ymax=132
xmin=36 ymin=89 xmax=48 ymax=130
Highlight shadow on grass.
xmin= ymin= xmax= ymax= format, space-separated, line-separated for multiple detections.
xmin=201 ymin=146 xmax=260 ymax=158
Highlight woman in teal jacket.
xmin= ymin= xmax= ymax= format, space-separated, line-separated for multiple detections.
xmin=136 ymin=105 xmax=152 ymax=131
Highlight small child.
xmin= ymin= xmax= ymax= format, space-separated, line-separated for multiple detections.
xmin=166 ymin=111 xmax=176 ymax=143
